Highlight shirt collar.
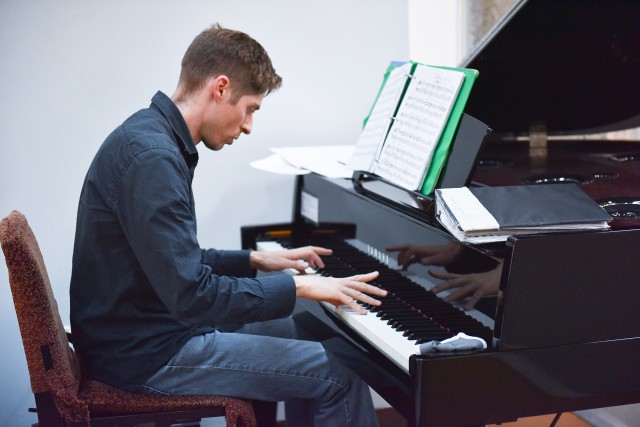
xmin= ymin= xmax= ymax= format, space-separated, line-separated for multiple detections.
xmin=150 ymin=91 xmax=198 ymax=157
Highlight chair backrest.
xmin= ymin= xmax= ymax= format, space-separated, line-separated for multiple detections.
xmin=1 ymin=210 xmax=89 ymax=421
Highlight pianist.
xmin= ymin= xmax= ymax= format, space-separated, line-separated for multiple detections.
xmin=70 ymin=24 xmax=385 ymax=427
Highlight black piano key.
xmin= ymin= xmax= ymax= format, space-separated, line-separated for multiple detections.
xmin=407 ymin=331 xmax=453 ymax=341
xmin=387 ymin=314 xmax=436 ymax=323
xmin=396 ymin=324 xmax=446 ymax=333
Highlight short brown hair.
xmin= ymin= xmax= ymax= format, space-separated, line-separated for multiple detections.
xmin=178 ymin=24 xmax=282 ymax=101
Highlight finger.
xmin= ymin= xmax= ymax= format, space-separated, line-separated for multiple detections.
xmin=303 ymin=254 xmax=323 ymax=270
xmin=291 ymin=250 xmax=321 ymax=270
xmin=307 ymin=245 xmax=333 ymax=255
xmin=347 ymin=281 xmax=387 ymax=298
xmin=346 ymin=287 xmax=383 ymax=306
xmin=443 ymin=286 xmax=475 ymax=303
xmin=430 ymin=283 xmax=447 ymax=294
xmin=339 ymin=295 xmax=367 ymax=314
xmin=306 ymin=246 xmax=332 ymax=266
xmin=306 ymin=246 xmax=332 ymax=268
xmin=420 ymin=255 xmax=436 ymax=265
xmin=400 ymin=249 xmax=420 ymax=268
xmin=292 ymin=259 xmax=310 ymax=272
xmin=463 ymin=294 xmax=482 ymax=310
xmin=428 ymin=269 xmax=458 ymax=280
xmin=286 ymin=247 xmax=329 ymax=270
xmin=347 ymin=271 xmax=380 ymax=282
xmin=430 ymin=279 xmax=461 ymax=294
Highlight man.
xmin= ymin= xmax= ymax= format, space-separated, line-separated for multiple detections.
xmin=70 ymin=24 xmax=385 ymax=426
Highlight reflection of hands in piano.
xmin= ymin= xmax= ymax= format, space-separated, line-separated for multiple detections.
xmin=250 ymin=245 xmax=332 ymax=274
xmin=387 ymin=242 xmax=463 ymax=269
xmin=293 ymin=271 xmax=387 ymax=315
xmin=428 ymin=263 xmax=502 ymax=310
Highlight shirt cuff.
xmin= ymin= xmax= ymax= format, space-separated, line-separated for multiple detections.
xmin=258 ymin=274 xmax=297 ymax=320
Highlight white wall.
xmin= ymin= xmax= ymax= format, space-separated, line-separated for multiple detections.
xmin=0 ymin=1 xmax=407 ymax=424
xmin=408 ymin=0 xmax=463 ymax=66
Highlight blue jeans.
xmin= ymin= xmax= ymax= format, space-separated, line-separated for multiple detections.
xmin=140 ymin=317 xmax=379 ymax=427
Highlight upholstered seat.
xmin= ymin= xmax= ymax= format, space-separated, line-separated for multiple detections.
xmin=1 ymin=210 xmax=257 ymax=427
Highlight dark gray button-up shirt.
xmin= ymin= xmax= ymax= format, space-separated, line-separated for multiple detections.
xmin=70 ymin=91 xmax=295 ymax=391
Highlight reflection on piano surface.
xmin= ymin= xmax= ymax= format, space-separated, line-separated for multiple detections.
xmin=243 ymin=1 xmax=640 ymax=425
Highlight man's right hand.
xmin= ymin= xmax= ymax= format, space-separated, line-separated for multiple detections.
xmin=293 ymin=271 xmax=385 ymax=314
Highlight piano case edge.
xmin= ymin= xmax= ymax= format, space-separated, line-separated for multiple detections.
xmin=411 ymin=337 xmax=640 ymax=427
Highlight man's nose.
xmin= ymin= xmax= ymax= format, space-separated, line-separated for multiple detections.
xmin=241 ymin=116 xmax=253 ymax=135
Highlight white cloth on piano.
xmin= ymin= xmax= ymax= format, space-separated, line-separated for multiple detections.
xmin=417 ymin=332 xmax=487 ymax=355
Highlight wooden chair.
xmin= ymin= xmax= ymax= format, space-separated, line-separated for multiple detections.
xmin=0 ymin=210 xmax=257 ymax=427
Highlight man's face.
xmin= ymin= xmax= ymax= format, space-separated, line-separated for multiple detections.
xmin=200 ymin=90 xmax=265 ymax=151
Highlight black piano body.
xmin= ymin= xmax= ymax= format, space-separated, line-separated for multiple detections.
xmin=242 ymin=0 xmax=640 ymax=425
xmin=243 ymin=173 xmax=640 ymax=427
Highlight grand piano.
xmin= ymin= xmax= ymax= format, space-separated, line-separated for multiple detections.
xmin=242 ymin=1 xmax=640 ymax=425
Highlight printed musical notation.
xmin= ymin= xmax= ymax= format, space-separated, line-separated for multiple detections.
xmin=375 ymin=65 xmax=464 ymax=190
xmin=347 ymin=63 xmax=412 ymax=172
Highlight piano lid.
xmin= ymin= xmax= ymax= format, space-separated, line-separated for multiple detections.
xmin=460 ymin=0 xmax=640 ymax=135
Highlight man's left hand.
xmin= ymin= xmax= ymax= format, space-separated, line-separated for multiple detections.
xmin=250 ymin=246 xmax=332 ymax=274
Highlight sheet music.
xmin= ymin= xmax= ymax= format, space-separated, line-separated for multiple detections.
xmin=345 ymin=63 xmax=412 ymax=172
xmin=249 ymin=154 xmax=311 ymax=175
xmin=271 ymin=145 xmax=354 ymax=178
xmin=375 ymin=66 xmax=464 ymax=190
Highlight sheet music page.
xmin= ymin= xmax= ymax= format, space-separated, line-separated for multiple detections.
xmin=345 ymin=63 xmax=412 ymax=172
xmin=271 ymin=145 xmax=354 ymax=178
xmin=374 ymin=65 xmax=465 ymax=190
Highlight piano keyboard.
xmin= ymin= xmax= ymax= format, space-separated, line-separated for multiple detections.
xmin=257 ymin=238 xmax=494 ymax=372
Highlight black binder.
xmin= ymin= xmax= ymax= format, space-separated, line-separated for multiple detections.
xmin=435 ymin=183 xmax=613 ymax=243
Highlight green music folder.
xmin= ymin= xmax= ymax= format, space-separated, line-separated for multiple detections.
xmin=348 ymin=61 xmax=478 ymax=196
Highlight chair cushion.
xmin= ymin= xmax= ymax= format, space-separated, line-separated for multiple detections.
xmin=80 ymin=379 xmax=256 ymax=427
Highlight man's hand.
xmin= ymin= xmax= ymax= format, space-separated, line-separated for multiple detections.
xmin=429 ymin=264 xmax=502 ymax=310
xmin=293 ymin=271 xmax=385 ymax=315
xmin=250 ymin=246 xmax=332 ymax=274
xmin=387 ymin=242 xmax=462 ymax=270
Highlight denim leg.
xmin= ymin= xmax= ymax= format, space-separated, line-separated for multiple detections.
xmin=141 ymin=320 xmax=379 ymax=427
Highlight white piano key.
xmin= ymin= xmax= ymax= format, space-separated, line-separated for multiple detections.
xmin=320 ymin=302 xmax=417 ymax=372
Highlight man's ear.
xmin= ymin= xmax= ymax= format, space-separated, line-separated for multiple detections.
xmin=211 ymin=75 xmax=230 ymax=101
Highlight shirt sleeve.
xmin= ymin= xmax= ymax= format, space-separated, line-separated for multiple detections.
xmin=201 ymin=248 xmax=253 ymax=277
xmin=113 ymin=144 xmax=296 ymax=325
